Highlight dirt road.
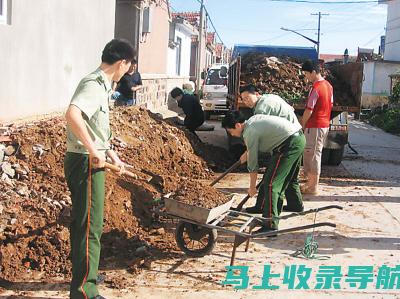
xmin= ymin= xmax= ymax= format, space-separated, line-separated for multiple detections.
xmin=2 ymin=119 xmax=400 ymax=299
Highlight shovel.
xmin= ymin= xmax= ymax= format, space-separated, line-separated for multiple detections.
xmin=209 ymin=159 xmax=242 ymax=187
xmin=233 ymin=180 xmax=263 ymax=211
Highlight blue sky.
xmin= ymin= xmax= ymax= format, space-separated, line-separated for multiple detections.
xmin=170 ymin=0 xmax=388 ymax=55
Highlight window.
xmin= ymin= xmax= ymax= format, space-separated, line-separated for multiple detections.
xmin=0 ymin=0 xmax=10 ymax=25
xmin=205 ymin=69 xmax=225 ymax=86
xmin=175 ymin=37 xmax=182 ymax=76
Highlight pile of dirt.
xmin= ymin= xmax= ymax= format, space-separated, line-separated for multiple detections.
xmin=172 ymin=180 xmax=230 ymax=209
xmin=0 ymin=106 xmax=233 ymax=282
xmin=240 ymin=53 xmax=355 ymax=107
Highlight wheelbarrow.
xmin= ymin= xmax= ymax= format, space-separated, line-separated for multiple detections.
xmin=154 ymin=194 xmax=343 ymax=266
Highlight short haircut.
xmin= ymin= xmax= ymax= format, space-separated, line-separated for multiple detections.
xmin=132 ymin=58 xmax=138 ymax=64
xmin=240 ymin=84 xmax=258 ymax=94
xmin=171 ymin=87 xmax=184 ymax=99
xmin=101 ymin=39 xmax=135 ymax=65
xmin=222 ymin=111 xmax=246 ymax=129
xmin=302 ymin=60 xmax=320 ymax=74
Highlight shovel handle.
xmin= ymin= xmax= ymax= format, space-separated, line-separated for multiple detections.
xmin=234 ymin=180 xmax=263 ymax=211
xmin=104 ymin=162 xmax=137 ymax=179
xmin=210 ymin=159 xmax=242 ymax=187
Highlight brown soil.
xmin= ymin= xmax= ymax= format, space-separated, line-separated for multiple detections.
xmin=0 ymin=106 xmax=233 ymax=283
xmin=240 ymin=53 xmax=355 ymax=107
xmin=172 ymin=180 xmax=230 ymax=209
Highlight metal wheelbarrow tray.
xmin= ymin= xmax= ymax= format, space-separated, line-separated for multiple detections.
xmin=155 ymin=194 xmax=343 ymax=265
xmin=164 ymin=195 xmax=235 ymax=224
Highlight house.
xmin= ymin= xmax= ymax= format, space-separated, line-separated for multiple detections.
xmin=172 ymin=11 xmax=208 ymax=83
xmin=357 ymin=48 xmax=374 ymax=62
xmin=206 ymin=32 xmax=217 ymax=67
xmin=353 ymin=0 xmax=400 ymax=108
xmin=216 ymin=43 xmax=231 ymax=64
xmin=320 ymin=53 xmax=356 ymax=64
xmin=380 ymin=0 xmax=400 ymax=61
xmin=115 ymin=0 xmax=191 ymax=111
xmin=167 ymin=16 xmax=198 ymax=77
xmin=0 ymin=0 xmax=116 ymax=122
xmin=360 ymin=60 xmax=400 ymax=108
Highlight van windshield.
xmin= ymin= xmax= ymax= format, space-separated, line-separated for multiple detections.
xmin=205 ymin=69 xmax=225 ymax=85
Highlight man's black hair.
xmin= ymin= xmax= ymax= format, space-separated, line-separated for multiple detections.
xmin=101 ymin=39 xmax=135 ymax=65
xmin=221 ymin=111 xmax=246 ymax=129
xmin=171 ymin=87 xmax=184 ymax=99
xmin=301 ymin=60 xmax=320 ymax=74
xmin=240 ymin=84 xmax=259 ymax=94
xmin=132 ymin=58 xmax=138 ymax=64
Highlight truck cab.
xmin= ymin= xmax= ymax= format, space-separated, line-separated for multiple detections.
xmin=201 ymin=64 xmax=229 ymax=120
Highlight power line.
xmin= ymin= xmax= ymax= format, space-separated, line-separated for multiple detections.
xmin=248 ymin=20 xmax=316 ymax=44
xmin=362 ymin=29 xmax=385 ymax=46
xmin=262 ymin=0 xmax=388 ymax=3
xmin=204 ymin=8 xmax=225 ymax=46
xmin=321 ymin=3 xmax=380 ymax=33
xmin=193 ymin=0 xmax=225 ymax=46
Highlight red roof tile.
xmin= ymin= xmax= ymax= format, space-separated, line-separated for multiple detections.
xmin=172 ymin=12 xmax=200 ymax=26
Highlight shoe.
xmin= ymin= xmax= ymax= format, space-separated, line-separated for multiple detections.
xmin=96 ymin=273 xmax=106 ymax=285
xmin=253 ymin=226 xmax=278 ymax=237
xmin=245 ymin=206 xmax=262 ymax=214
xmin=282 ymin=205 xmax=304 ymax=212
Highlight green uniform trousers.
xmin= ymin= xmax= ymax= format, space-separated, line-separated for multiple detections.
xmin=64 ymin=152 xmax=105 ymax=299
xmin=261 ymin=133 xmax=305 ymax=229
xmin=255 ymin=159 xmax=303 ymax=211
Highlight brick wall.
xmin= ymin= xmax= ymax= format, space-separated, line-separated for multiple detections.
xmin=136 ymin=74 xmax=189 ymax=113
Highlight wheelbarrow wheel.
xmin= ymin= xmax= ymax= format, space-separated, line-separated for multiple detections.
xmin=175 ymin=221 xmax=217 ymax=257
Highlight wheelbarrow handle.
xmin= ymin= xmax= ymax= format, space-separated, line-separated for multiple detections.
xmin=210 ymin=159 xmax=242 ymax=187
xmin=234 ymin=180 xmax=263 ymax=211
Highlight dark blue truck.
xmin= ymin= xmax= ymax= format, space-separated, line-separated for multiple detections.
xmin=227 ymin=44 xmax=362 ymax=165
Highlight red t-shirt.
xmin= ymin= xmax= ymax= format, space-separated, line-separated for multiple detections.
xmin=305 ymin=79 xmax=333 ymax=128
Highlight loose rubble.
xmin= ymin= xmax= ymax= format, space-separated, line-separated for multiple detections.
xmin=240 ymin=53 xmax=356 ymax=107
xmin=0 ymin=106 xmax=234 ymax=282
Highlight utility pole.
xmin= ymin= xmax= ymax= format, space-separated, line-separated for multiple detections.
xmin=311 ymin=12 xmax=329 ymax=58
xmin=196 ymin=0 xmax=205 ymax=94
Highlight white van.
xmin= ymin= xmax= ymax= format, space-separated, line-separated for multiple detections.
xmin=201 ymin=64 xmax=229 ymax=120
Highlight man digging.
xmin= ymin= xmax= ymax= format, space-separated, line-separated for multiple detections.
xmin=222 ymin=111 xmax=305 ymax=234
xmin=239 ymin=84 xmax=304 ymax=214
xmin=64 ymin=39 xmax=135 ymax=299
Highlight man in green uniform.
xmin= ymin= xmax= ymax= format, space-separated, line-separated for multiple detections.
xmin=222 ymin=111 xmax=305 ymax=233
xmin=239 ymin=84 xmax=304 ymax=214
xmin=64 ymin=39 xmax=135 ymax=299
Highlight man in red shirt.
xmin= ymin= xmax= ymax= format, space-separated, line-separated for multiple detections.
xmin=301 ymin=60 xmax=333 ymax=195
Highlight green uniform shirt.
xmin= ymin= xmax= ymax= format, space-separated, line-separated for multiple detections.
xmin=242 ymin=114 xmax=300 ymax=172
xmin=66 ymin=68 xmax=112 ymax=154
xmin=254 ymin=94 xmax=300 ymax=126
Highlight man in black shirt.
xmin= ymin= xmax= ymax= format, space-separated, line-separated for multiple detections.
xmin=170 ymin=87 xmax=204 ymax=137
xmin=113 ymin=58 xmax=143 ymax=106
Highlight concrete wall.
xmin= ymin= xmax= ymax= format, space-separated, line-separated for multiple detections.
xmin=361 ymin=61 xmax=400 ymax=108
xmin=138 ymin=1 xmax=169 ymax=74
xmin=167 ymin=23 xmax=193 ymax=77
xmin=0 ymin=0 xmax=115 ymax=122
xmin=384 ymin=0 xmax=400 ymax=61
